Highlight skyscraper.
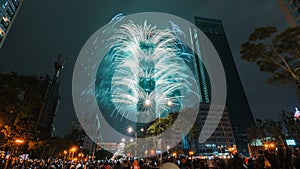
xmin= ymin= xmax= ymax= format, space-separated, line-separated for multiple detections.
xmin=194 ymin=16 xmax=255 ymax=155
xmin=277 ymin=0 xmax=300 ymax=26
xmin=37 ymin=54 xmax=65 ymax=136
xmin=0 ymin=0 xmax=23 ymax=49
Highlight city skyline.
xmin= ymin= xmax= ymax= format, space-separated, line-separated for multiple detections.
xmin=0 ymin=0 xmax=298 ymax=136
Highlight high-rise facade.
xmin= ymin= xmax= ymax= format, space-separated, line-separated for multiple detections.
xmin=193 ymin=104 xmax=236 ymax=156
xmin=37 ymin=55 xmax=65 ymax=136
xmin=277 ymin=0 xmax=300 ymax=26
xmin=194 ymin=16 xmax=255 ymax=155
xmin=0 ymin=0 xmax=23 ymax=49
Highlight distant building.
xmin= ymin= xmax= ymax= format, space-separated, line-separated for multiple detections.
xmin=67 ymin=121 xmax=82 ymax=136
xmin=0 ymin=0 xmax=23 ymax=49
xmin=83 ymin=135 xmax=93 ymax=153
xmin=36 ymin=74 xmax=60 ymax=136
xmin=37 ymin=55 xmax=65 ymax=136
xmin=277 ymin=0 xmax=300 ymax=26
xmin=194 ymin=16 xmax=255 ymax=155
xmin=193 ymin=104 xmax=236 ymax=156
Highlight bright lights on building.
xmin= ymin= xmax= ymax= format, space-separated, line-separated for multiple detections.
xmin=144 ymin=99 xmax=151 ymax=107
xmin=167 ymin=100 xmax=172 ymax=107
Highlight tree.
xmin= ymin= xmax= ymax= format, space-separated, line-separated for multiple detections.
xmin=0 ymin=73 xmax=57 ymax=155
xmin=279 ymin=111 xmax=300 ymax=142
xmin=240 ymin=26 xmax=300 ymax=86
xmin=251 ymin=111 xmax=300 ymax=149
xmin=124 ymin=142 xmax=138 ymax=157
xmin=146 ymin=112 xmax=178 ymax=136
xmin=146 ymin=108 xmax=199 ymax=154
xmin=246 ymin=124 xmax=265 ymax=145
xmin=256 ymin=118 xmax=286 ymax=148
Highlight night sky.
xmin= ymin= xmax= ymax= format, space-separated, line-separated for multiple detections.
xmin=0 ymin=0 xmax=298 ymax=136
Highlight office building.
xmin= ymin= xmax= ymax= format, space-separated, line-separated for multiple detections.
xmin=0 ymin=0 xmax=23 ymax=49
xmin=194 ymin=16 xmax=255 ymax=155
xmin=36 ymin=55 xmax=65 ymax=136
xmin=277 ymin=0 xmax=300 ymax=26
xmin=193 ymin=104 xmax=236 ymax=156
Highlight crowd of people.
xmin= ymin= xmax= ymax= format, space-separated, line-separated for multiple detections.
xmin=1 ymin=147 xmax=300 ymax=169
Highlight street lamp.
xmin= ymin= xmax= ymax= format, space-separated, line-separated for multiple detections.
xmin=70 ymin=146 xmax=77 ymax=160
xmin=63 ymin=150 xmax=67 ymax=162
xmin=189 ymin=150 xmax=194 ymax=169
xmin=128 ymin=127 xmax=137 ymax=157
xmin=122 ymin=138 xmax=126 ymax=143
xmin=78 ymin=153 xmax=84 ymax=160
xmin=15 ymin=139 xmax=25 ymax=144
xmin=264 ymin=143 xmax=276 ymax=150
xmin=14 ymin=139 xmax=25 ymax=155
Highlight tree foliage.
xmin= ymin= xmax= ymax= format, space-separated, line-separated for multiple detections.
xmin=0 ymin=73 xmax=45 ymax=152
xmin=240 ymin=26 xmax=300 ymax=85
xmin=146 ymin=108 xmax=199 ymax=151
xmin=250 ymin=111 xmax=300 ymax=148
xmin=146 ymin=112 xmax=178 ymax=136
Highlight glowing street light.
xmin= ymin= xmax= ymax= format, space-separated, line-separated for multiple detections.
xmin=121 ymin=138 xmax=126 ymax=142
xmin=128 ymin=127 xmax=133 ymax=133
xmin=127 ymin=127 xmax=137 ymax=157
xmin=264 ymin=142 xmax=276 ymax=150
xmin=63 ymin=150 xmax=67 ymax=161
xmin=15 ymin=139 xmax=25 ymax=144
xmin=78 ymin=153 xmax=84 ymax=159
xmin=70 ymin=146 xmax=77 ymax=160
xmin=70 ymin=147 xmax=77 ymax=152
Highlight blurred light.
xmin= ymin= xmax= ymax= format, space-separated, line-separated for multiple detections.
xmin=15 ymin=139 xmax=24 ymax=144
xmin=286 ymin=139 xmax=296 ymax=146
xmin=70 ymin=146 xmax=77 ymax=152
xmin=128 ymin=127 xmax=133 ymax=133
xmin=167 ymin=100 xmax=172 ymax=106
xmin=145 ymin=99 xmax=151 ymax=107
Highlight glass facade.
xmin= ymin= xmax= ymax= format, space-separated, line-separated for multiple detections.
xmin=190 ymin=27 xmax=211 ymax=104
xmin=194 ymin=16 xmax=255 ymax=155
xmin=0 ymin=0 xmax=23 ymax=49
xmin=278 ymin=0 xmax=300 ymax=26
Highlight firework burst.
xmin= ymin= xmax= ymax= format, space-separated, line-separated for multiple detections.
xmin=108 ymin=21 xmax=195 ymax=122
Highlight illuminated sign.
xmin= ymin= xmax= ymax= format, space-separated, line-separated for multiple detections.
xmin=286 ymin=139 xmax=296 ymax=146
